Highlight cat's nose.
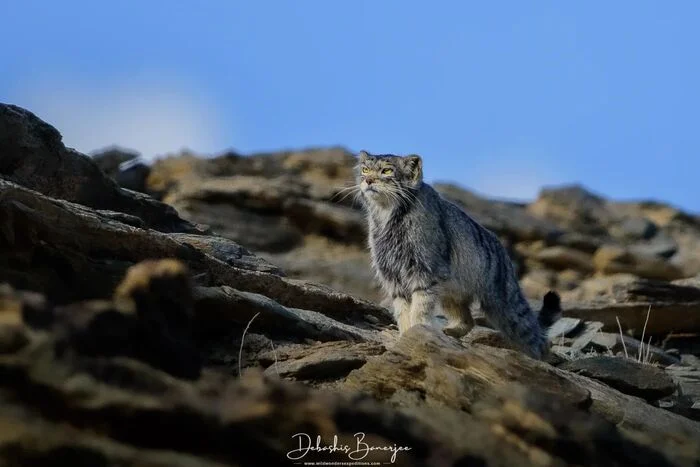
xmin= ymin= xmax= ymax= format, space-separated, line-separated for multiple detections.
xmin=365 ymin=178 xmax=375 ymax=185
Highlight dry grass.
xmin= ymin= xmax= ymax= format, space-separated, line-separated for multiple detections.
xmin=237 ymin=312 xmax=280 ymax=378
xmin=616 ymin=305 xmax=655 ymax=365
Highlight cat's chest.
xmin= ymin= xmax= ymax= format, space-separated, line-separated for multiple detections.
xmin=369 ymin=219 xmax=419 ymax=278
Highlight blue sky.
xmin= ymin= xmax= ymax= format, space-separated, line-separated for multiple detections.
xmin=2 ymin=1 xmax=699 ymax=211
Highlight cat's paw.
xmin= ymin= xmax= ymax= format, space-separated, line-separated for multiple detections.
xmin=442 ymin=323 xmax=471 ymax=339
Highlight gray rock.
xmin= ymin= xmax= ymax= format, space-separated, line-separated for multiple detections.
xmin=611 ymin=217 xmax=658 ymax=241
xmin=547 ymin=317 xmax=583 ymax=340
xmin=560 ymin=356 xmax=676 ymax=401
xmin=0 ymin=104 xmax=199 ymax=233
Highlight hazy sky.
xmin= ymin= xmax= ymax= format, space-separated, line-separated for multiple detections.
xmin=2 ymin=1 xmax=699 ymax=211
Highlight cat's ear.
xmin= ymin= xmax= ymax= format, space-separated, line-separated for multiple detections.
xmin=358 ymin=150 xmax=370 ymax=162
xmin=403 ymin=154 xmax=423 ymax=182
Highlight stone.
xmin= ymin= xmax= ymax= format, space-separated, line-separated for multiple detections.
xmin=1 ymin=103 xmax=699 ymax=466
xmin=629 ymin=231 xmax=679 ymax=259
xmin=260 ymin=341 xmax=386 ymax=382
xmin=520 ymin=269 xmax=557 ymax=299
xmin=593 ymin=244 xmax=685 ymax=281
xmin=534 ymin=246 xmax=594 ymax=272
xmin=345 ymin=325 xmax=700 ymax=456
xmin=435 ymin=183 xmax=563 ymax=242
xmin=610 ymin=217 xmax=658 ymax=241
xmin=569 ymin=321 xmax=605 ymax=352
xmin=527 ymin=184 xmax=612 ymax=235
xmin=461 ymin=325 xmax=516 ymax=350
xmin=563 ymin=279 xmax=700 ymax=338
xmin=0 ymin=178 xmax=393 ymax=325
xmin=587 ymin=332 xmax=680 ymax=367
xmin=547 ymin=317 xmax=583 ymax=340
xmin=0 ymin=104 xmax=199 ymax=233
xmin=665 ymin=364 xmax=700 ymax=421
xmin=90 ymin=145 xmax=141 ymax=178
xmin=559 ymin=356 xmax=676 ymax=402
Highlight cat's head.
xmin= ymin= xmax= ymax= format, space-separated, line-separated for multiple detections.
xmin=356 ymin=150 xmax=423 ymax=206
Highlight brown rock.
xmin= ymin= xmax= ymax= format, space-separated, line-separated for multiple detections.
xmin=462 ymin=325 xmax=516 ymax=351
xmin=535 ymin=246 xmax=594 ymax=272
xmin=260 ymin=341 xmax=386 ymax=382
xmin=593 ymin=244 xmax=685 ymax=281
xmin=564 ymin=278 xmax=700 ymax=337
xmin=528 ymin=184 xmax=612 ymax=235
xmin=0 ymin=178 xmax=392 ymax=325
xmin=435 ymin=183 xmax=563 ymax=242
xmin=345 ymin=325 xmax=700 ymax=462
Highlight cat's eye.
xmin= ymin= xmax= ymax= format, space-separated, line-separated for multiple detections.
xmin=361 ymin=167 xmax=370 ymax=174
xmin=381 ymin=168 xmax=394 ymax=175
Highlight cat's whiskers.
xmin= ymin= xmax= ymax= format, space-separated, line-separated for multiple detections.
xmin=332 ymin=184 xmax=361 ymax=204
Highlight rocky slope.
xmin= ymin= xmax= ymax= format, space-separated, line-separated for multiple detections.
xmin=1 ymin=103 xmax=700 ymax=466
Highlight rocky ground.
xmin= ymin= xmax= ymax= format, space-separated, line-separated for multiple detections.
xmin=1 ymin=103 xmax=699 ymax=466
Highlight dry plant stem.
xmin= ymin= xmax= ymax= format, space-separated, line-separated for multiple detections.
xmin=238 ymin=312 xmax=261 ymax=377
xmin=269 ymin=339 xmax=280 ymax=377
xmin=637 ymin=305 xmax=652 ymax=363
xmin=616 ymin=316 xmax=629 ymax=359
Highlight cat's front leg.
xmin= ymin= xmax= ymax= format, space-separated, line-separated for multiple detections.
xmin=409 ymin=289 xmax=440 ymax=328
xmin=392 ymin=296 xmax=412 ymax=334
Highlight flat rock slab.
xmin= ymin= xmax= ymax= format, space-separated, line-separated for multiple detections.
xmin=588 ymin=332 xmax=680 ymax=367
xmin=260 ymin=341 xmax=386 ymax=381
xmin=563 ymin=279 xmax=700 ymax=337
xmin=547 ymin=317 xmax=584 ymax=339
xmin=560 ymin=356 xmax=676 ymax=402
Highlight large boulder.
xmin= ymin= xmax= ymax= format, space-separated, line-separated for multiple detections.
xmin=0 ymin=104 xmax=197 ymax=233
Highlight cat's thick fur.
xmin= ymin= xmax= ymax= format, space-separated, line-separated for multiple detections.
xmin=356 ymin=150 xmax=561 ymax=359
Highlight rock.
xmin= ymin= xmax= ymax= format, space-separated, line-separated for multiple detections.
xmin=345 ymin=325 xmax=700 ymax=461
xmin=164 ymin=173 xmax=365 ymax=251
xmin=593 ymin=244 xmax=685 ymax=281
xmin=610 ymin=217 xmax=658 ymax=241
xmin=461 ymin=325 xmax=516 ymax=350
xmin=681 ymin=354 xmax=700 ymax=368
xmin=115 ymin=157 xmax=151 ymax=193
xmin=91 ymin=146 xmax=151 ymax=194
xmin=0 ymin=178 xmax=393 ymax=326
xmin=147 ymin=151 xmax=208 ymax=196
xmin=665 ymin=364 xmax=700 ymax=421
xmin=259 ymin=341 xmax=386 ymax=382
xmin=629 ymin=231 xmax=679 ymax=259
xmin=0 ymin=258 xmax=698 ymax=466
xmin=534 ymin=246 xmax=594 ymax=272
xmin=0 ymin=347 xmax=452 ymax=466
xmin=563 ymin=279 xmax=700 ymax=338
xmin=283 ymin=198 xmax=366 ymax=243
xmin=169 ymin=233 xmax=284 ymax=275
xmin=568 ymin=321 xmax=605 ymax=352
xmin=520 ymin=269 xmax=557 ymax=299
xmin=192 ymin=285 xmax=386 ymax=347
xmin=528 ymin=184 xmax=612 ymax=236
xmin=435 ymin=183 xmax=563 ymax=242
xmin=176 ymin=200 xmax=305 ymax=252
xmin=561 ymin=273 xmax=639 ymax=302
xmin=547 ymin=317 xmax=584 ymax=340
xmin=259 ymin=235 xmax=383 ymax=304
xmin=90 ymin=145 xmax=140 ymax=177
xmin=2 ymin=104 xmax=700 ymax=465
xmin=560 ymin=356 xmax=676 ymax=402
xmin=554 ymin=231 xmax=605 ymax=254
xmin=587 ymin=332 xmax=681 ymax=366
xmin=0 ymin=104 xmax=199 ymax=233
